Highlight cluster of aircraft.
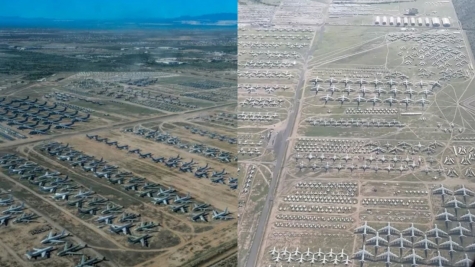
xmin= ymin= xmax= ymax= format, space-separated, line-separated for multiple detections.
xmin=0 ymin=96 xmax=90 ymax=135
xmin=131 ymin=128 xmax=235 ymax=162
xmin=25 ymin=229 xmax=105 ymax=266
xmin=354 ymin=221 xmax=475 ymax=267
xmin=238 ymin=83 xmax=291 ymax=94
xmin=269 ymin=247 xmax=352 ymax=265
xmin=184 ymin=125 xmax=237 ymax=144
xmin=0 ymin=194 xmax=38 ymax=225
xmin=309 ymin=77 xmax=441 ymax=108
xmin=306 ymin=117 xmax=405 ymax=128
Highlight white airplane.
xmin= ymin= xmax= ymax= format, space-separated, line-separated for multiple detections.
xmin=387 ymin=79 xmax=398 ymax=87
xmin=428 ymin=250 xmax=449 ymax=267
xmin=366 ymin=232 xmax=388 ymax=247
xmin=379 ymin=222 xmax=400 ymax=236
xmin=413 ymin=234 xmax=437 ymax=250
xmin=272 ymin=252 xmax=281 ymax=262
xmin=403 ymin=248 xmax=424 ymax=267
xmin=269 ymin=247 xmax=278 ymax=255
xmin=355 ymin=221 xmax=377 ymax=236
xmin=416 ymin=98 xmax=430 ymax=107
xmin=321 ymin=254 xmax=328 ymax=264
xmin=298 ymin=253 xmax=306 ymax=264
xmin=353 ymin=95 xmax=366 ymax=106
xmin=390 ymin=233 xmax=412 ymax=248
xmin=426 ymin=224 xmax=448 ymax=240
xmin=326 ymin=77 xmax=338 ymax=85
xmin=433 ymin=184 xmax=453 ymax=195
xmin=455 ymin=185 xmax=475 ymax=196
xmin=402 ymin=223 xmax=424 ymax=237
xmin=377 ymin=247 xmax=398 ymax=265
xmin=327 ymin=248 xmax=336 ymax=258
xmin=292 ymin=247 xmax=301 ymax=256
xmin=338 ymin=249 xmax=347 ymax=259
xmin=354 ymin=245 xmax=373 ymax=262
xmin=455 ymin=253 xmax=473 ymax=267
xmin=315 ymin=248 xmax=324 ymax=258
xmin=343 ymin=255 xmax=352 ymax=265
xmin=460 ymin=210 xmax=475 ymax=223
xmin=440 ymin=236 xmax=463 ymax=252
xmin=309 ymin=253 xmax=319 ymax=264
xmin=445 ymin=196 xmax=466 ymax=209
xmin=449 ymin=222 xmax=471 ymax=237
xmin=436 ymin=208 xmax=456 ymax=222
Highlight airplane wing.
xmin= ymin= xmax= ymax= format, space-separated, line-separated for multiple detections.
xmin=140 ymin=238 xmax=146 ymax=247
xmin=49 ymin=239 xmax=65 ymax=244
xmin=455 ymin=258 xmax=473 ymax=267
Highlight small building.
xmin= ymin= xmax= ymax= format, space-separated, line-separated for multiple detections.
xmin=403 ymin=17 xmax=409 ymax=25
xmin=417 ymin=18 xmax=423 ymax=26
xmin=425 ymin=17 xmax=430 ymax=26
xmin=375 ymin=16 xmax=380 ymax=25
xmin=382 ymin=16 xmax=387 ymax=25
xmin=442 ymin=18 xmax=450 ymax=27
xmin=396 ymin=17 xmax=402 ymax=26
xmin=404 ymin=8 xmax=419 ymax=16
xmin=410 ymin=17 xmax=416 ymax=25
xmin=389 ymin=17 xmax=395 ymax=25
xmin=432 ymin=17 xmax=441 ymax=27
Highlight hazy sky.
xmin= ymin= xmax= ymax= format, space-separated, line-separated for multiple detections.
xmin=0 ymin=0 xmax=237 ymax=20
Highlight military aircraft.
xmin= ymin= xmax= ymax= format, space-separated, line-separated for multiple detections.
xmin=355 ymin=221 xmax=376 ymax=236
xmin=75 ymin=255 xmax=106 ymax=267
xmin=2 ymin=202 xmax=25 ymax=214
xmin=379 ymin=222 xmax=400 ymax=236
xmin=192 ymin=203 xmax=211 ymax=212
xmin=13 ymin=213 xmax=38 ymax=223
xmin=320 ymin=94 xmax=334 ymax=105
xmin=191 ymin=211 xmax=209 ymax=222
xmin=57 ymin=242 xmax=87 ymax=256
xmin=403 ymin=248 xmax=424 ymax=267
xmin=128 ymin=234 xmax=152 ymax=247
xmin=428 ymin=250 xmax=449 ymax=267
xmin=455 ymin=253 xmax=473 ymax=267
xmin=135 ymin=221 xmax=159 ymax=232
xmin=152 ymin=195 xmax=172 ymax=205
xmin=376 ymin=247 xmax=398 ymax=266
xmin=74 ymin=189 xmax=95 ymax=199
xmin=433 ymin=184 xmax=453 ymax=195
xmin=366 ymin=232 xmax=388 ymax=247
xmin=0 ymin=195 xmax=14 ymax=206
xmin=390 ymin=232 xmax=412 ymax=250
xmin=96 ymin=215 xmax=116 ymax=225
xmin=353 ymin=245 xmax=373 ymax=262
xmin=403 ymin=223 xmax=424 ymax=238
xmin=78 ymin=207 xmax=99 ymax=215
xmin=29 ymin=125 xmax=52 ymax=135
xmin=455 ymin=185 xmax=474 ymax=197
xmin=170 ymin=204 xmax=189 ymax=213
xmin=25 ymin=246 xmax=55 ymax=260
xmin=436 ymin=208 xmax=456 ymax=222
xmin=109 ymin=222 xmax=133 ymax=235
xmin=413 ymin=234 xmax=437 ymax=250
xmin=212 ymin=208 xmax=232 ymax=220
xmin=41 ymin=230 xmax=70 ymax=244
xmin=449 ymin=222 xmax=471 ymax=237
xmin=174 ymin=193 xmax=193 ymax=204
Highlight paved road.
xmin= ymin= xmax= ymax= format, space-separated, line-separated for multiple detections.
xmin=0 ymin=102 xmax=234 ymax=150
xmin=244 ymin=28 xmax=319 ymax=267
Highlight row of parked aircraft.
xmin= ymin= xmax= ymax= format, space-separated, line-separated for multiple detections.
xmin=310 ymin=84 xmax=435 ymax=97
xmin=310 ymin=76 xmax=441 ymax=89
xmin=132 ymin=128 xmax=235 ymax=162
xmin=317 ymin=93 xmax=430 ymax=108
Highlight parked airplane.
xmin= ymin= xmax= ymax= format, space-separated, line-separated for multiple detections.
xmin=25 ymin=246 xmax=55 ymax=260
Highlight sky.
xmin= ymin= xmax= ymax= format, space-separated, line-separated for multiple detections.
xmin=0 ymin=0 xmax=237 ymax=20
